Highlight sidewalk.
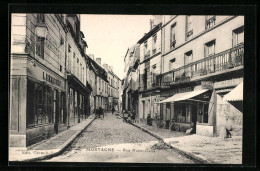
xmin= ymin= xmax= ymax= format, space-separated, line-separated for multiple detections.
xmin=9 ymin=115 xmax=96 ymax=162
xmin=130 ymin=120 xmax=242 ymax=164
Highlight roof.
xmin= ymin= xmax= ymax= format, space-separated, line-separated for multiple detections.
xmin=158 ymin=89 xmax=209 ymax=103
xmin=137 ymin=23 xmax=162 ymax=44
xmin=223 ymin=82 xmax=243 ymax=101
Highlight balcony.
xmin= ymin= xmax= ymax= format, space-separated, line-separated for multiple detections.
xmin=161 ymin=44 xmax=244 ymax=85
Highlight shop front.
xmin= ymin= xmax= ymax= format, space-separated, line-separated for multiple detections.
xmin=67 ymin=74 xmax=91 ymax=128
xmin=10 ymin=57 xmax=66 ymax=147
xmin=158 ymin=88 xmax=216 ymax=136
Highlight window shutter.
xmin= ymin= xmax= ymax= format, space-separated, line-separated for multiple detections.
xmin=232 ymin=31 xmax=236 ymax=47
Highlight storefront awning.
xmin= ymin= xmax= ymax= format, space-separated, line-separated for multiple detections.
xmin=67 ymin=74 xmax=92 ymax=95
xmin=223 ymin=82 xmax=243 ymax=101
xmin=157 ymin=89 xmax=209 ymax=103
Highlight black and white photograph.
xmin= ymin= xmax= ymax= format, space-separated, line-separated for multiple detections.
xmin=7 ymin=5 xmax=256 ymax=166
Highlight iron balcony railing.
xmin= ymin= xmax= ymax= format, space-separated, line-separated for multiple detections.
xmin=162 ymin=43 xmax=244 ymax=85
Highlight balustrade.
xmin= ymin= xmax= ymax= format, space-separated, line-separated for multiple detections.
xmin=161 ymin=44 xmax=244 ymax=85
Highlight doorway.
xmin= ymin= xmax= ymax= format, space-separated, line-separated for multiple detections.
xmin=191 ymin=104 xmax=197 ymax=133
xmin=54 ymin=90 xmax=60 ymax=134
xmin=142 ymin=101 xmax=145 ymax=119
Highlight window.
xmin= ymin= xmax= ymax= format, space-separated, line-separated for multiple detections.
xmin=36 ymin=37 xmax=44 ymax=58
xmin=186 ymin=15 xmax=193 ymax=40
xmin=206 ymin=15 xmax=216 ymax=29
xmin=232 ymin=26 xmax=244 ymax=47
xmin=37 ymin=14 xmax=45 ymax=23
xmin=184 ymin=51 xmax=193 ymax=65
xmin=26 ymin=80 xmax=54 ymax=128
xmin=170 ymin=23 xmax=176 ymax=49
xmin=144 ymin=68 xmax=147 ymax=89
xmin=169 ymin=58 xmax=176 ymax=70
xmin=68 ymin=45 xmax=71 ymax=52
xmin=197 ymin=102 xmax=209 ymax=124
xmin=99 ymin=79 xmax=101 ymax=90
xmin=144 ymin=41 xmax=148 ymax=57
xmin=204 ymin=40 xmax=216 ymax=57
xmin=152 ymin=65 xmax=156 ymax=86
xmin=152 ymin=34 xmax=157 ymax=54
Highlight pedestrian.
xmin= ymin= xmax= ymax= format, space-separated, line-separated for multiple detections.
xmin=111 ymin=106 xmax=115 ymax=115
xmin=99 ymin=106 xmax=104 ymax=118
xmin=147 ymin=114 xmax=152 ymax=126
xmin=131 ymin=109 xmax=136 ymax=121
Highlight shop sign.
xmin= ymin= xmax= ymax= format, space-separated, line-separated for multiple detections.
xmin=214 ymin=78 xmax=243 ymax=89
xmin=201 ymin=81 xmax=213 ymax=89
xmin=43 ymin=72 xmax=61 ymax=87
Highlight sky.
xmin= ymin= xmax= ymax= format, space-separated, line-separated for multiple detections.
xmin=80 ymin=14 xmax=154 ymax=80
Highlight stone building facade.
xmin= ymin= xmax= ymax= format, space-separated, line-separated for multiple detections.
xmin=9 ymin=14 xmax=92 ymax=147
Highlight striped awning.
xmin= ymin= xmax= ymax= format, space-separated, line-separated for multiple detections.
xmin=223 ymin=82 xmax=243 ymax=101
xmin=157 ymin=89 xmax=209 ymax=103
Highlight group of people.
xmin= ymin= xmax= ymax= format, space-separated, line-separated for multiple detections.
xmin=95 ymin=106 xmax=116 ymax=118
xmin=122 ymin=109 xmax=136 ymax=122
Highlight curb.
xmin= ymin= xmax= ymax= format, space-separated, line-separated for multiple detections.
xmin=129 ymin=122 xmax=214 ymax=164
xmin=22 ymin=116 xmax=96 ymax=162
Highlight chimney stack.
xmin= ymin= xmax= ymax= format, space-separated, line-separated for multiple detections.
xmin=150 ymin=19 xmax=154 ymax=30
xmin=88 ymin=54 xmax=95 ymax=60
xmin=103 ymin=63 xmax=108 ymax=70
xmin=109 ymin=66 xmax=113 ymax=72
xmin=96 ymin=58 xmax=101 ymax=65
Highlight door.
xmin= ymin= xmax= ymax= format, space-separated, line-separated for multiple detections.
xmin=142 ymin=101 xmax=145 ymax=119
xmin=54 ymin=90 xmax=60 ymax=134
xmin=192 ymin=104 xmax=197 ymax=133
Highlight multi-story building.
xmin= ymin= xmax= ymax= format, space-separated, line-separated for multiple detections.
xmin=158 ymin=15 xmax=244 ymax=136
xmin=122 ymin=15 xmax=243 ymax=137
xmin=66 ymin=14 xmax=92 ymax=128
xmin=9 ymin=13 xmax=92 ymax=147
xmin=87 ymin=56 xmax=109 ymax=111
xmin=102 ymin=63 xmax=121 ymax=111
xmin=122 ymin=44 xmax=140 ymax=114
xmin=138 ymin=18 xmax=162 ymax=122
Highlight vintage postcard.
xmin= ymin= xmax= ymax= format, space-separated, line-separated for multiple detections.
xmin=9 ymin=12 xmax=245 ymax=165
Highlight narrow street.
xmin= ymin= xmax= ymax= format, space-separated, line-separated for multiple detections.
xmin=45 ymin=112 xmax=194 ymax=163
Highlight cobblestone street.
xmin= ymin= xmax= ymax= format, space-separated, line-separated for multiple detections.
xmin=45 ymin=112 xmax=194 ymax=163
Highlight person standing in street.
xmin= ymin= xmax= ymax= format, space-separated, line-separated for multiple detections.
xmin=111 ymin=106 xmax=115 ymax=115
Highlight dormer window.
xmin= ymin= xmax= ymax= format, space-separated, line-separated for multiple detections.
xmin=37 ymin=14 xmax=45 ymax=23
xmin=206 ymin=15 xmax=216 ymax=29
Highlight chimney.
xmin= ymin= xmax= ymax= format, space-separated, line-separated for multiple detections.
xmin=109 ymin=66 xmax=113 ymax=72
xmin=150 ymin=19 xmax=154 ymax=30
xmin=103 ymin=63 xmax=108 ymax=70
xmin=153 ymin=15 xmax=162 ymax=26
xmin=88 ymin=54 xmax=94 ymax=60
xmin=96 ymin=58 xmax=101 ymax=65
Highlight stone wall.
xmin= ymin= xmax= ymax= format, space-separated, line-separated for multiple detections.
xmin=216 ymin=94 xmax=243 ymax=136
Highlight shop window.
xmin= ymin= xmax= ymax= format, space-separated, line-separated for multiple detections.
xmin=186 ymin=105 xmax=191 ymax=123
xmin=197 ymin=102 xmax=209 ymax=124
xmin=232 ymin=26 xmax=244 ymax=47
xmin=36 ymin=37 xmax=44 ymax=58
xmin=26 ymin=80 xmax=54 ymax=128
xmin=204 ymin=39 xmax=216 ymax=57
xmin=170 ymin=23 xmax=176 ymax=49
